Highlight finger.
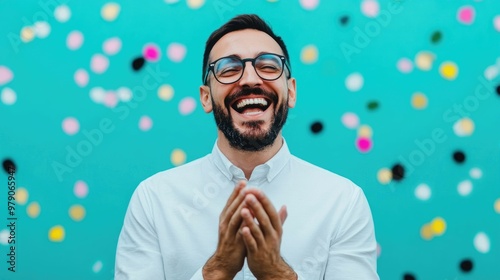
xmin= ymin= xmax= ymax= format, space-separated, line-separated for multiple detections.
xmin=221 ymin=181 xmax=246 ymax=215
xmin=245 ymin=189 xmax=282 ymax=233
xmin=278 ymin=205 xmax=288 ymax=225
xmin=227 ymin=198 xmax=249 ymax=234
xmin=244 ymin=194 xmax=274 ymax=237
xmin=240 ymin=226 xmax=258 ymax=253
xmin=241 ymin=207 xmax=265 ymax=245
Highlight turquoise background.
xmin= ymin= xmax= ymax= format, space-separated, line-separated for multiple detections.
xmin=1 ymin=0 xmax=500 ymax=279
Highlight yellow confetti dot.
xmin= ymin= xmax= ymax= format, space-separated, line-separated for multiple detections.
xmin=20 ymin=26 xmax=35 ymax=42
xmin=439 ymin=61 xmax=459 ymax=80
xmin=415 ymin=51 xmax=435 ymax=71
xmin=494 ymin=198 xmax=500 ymax=214
xmin=411 ymin=92 xmax=428 ymax=109
xmin=430 ymin=217 xmax=446 ymax=236
xmin=187 ymin=0 xmax=205 ymax=9
xmin=101 ymin=3 xmax=120 ymax=21
xmin=453 ymin=117 xmax=475 ymax=137
xmin=171 ymin=149 xmax=186 ymax=166
xmin=15 ymin=187 xmax=28 ymax=205
xmin=420 ymin=223 xmax=434 ymax=240
xmin=158 ymin=84 xmax=174 ymax=101
xmin=48 ymin=225 xmax=65 ymax=242
xmin=358 ymin=125 xmax=372 ymax=138
xmin=27 ymin=202 xmax=40 ymax=218
xmin=377 ymin=168 xmax=392 ymax=185
xmin=69 ymin=205 xmax=86 ymax=222
xmin=301 ymin=45 xmax=318 ymax=64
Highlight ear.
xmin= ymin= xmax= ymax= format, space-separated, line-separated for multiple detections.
xmin=200 ymin=85 xmax=213 ymax=113
xmin=286 ymin=78 xmax=297 ymax=108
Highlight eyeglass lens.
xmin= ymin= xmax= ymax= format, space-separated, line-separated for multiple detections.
xmin=213 ymin=54 xmax=283 ymax=83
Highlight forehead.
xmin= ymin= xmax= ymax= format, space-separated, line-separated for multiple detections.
xmin=210 ymin=29 xmax=284 ymax=60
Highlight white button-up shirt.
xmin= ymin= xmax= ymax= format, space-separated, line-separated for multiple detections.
xmin=115 ymin=139 xmax=379 ymax=279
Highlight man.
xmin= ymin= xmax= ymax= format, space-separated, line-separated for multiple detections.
xmin=115 ymin=14 xmax=379 ymax=279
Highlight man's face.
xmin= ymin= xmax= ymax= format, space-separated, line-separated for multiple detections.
xmin=200 ymin=29 xmax=296 ymax=151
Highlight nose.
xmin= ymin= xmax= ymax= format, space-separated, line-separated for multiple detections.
xmin=238 ymin=61 xmax=263 ymax=87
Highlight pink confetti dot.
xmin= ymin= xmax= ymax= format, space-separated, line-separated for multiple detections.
xmin=90 ymin=54 xmax=109 ymax=74
xmin=67 ymin=30 xmax=84 ymax=50
xmin=361 ymin=0 xmax=379 ymax=18
xmin=74 ymin=180 xmax=88 ymax=198
xmin=494 ymin=15 xmax=500 ymax=32
xmin=397 ymin=58 xmax=413 ymax=74
xmin=179 ymin=97 xmax=196 ymax=115
xmin=74 ymin=69 xmax=89 ymax=87
xmin=62 ymin=117 xmax=80 ymax=135
xmin=356 ymin=137 xmax=372 ymax=153
xmin=300 ymin=0 xmax=319 ymax=10
xmin=143 ymin=43 xmax=161 ymax=62
xmin=0 ymin=66 xmax=13 ymax=85
xmin=457 ymin=6 xmax=475 ymax=25
xmin=167 ymin=43 xmax=187 ymax=62
xmin=103 ymin=37 xmax=122 ymax=55
xmin=103 ymin=91 xmax=118 ymax=108
xmin=139 ymin=116 xmax=153 ymax=131
xmin=341 ymin=112 xmax=359 ymax=129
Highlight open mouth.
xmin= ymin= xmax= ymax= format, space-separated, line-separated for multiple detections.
xmin=230 ymin=97 xmax=272 ymax=115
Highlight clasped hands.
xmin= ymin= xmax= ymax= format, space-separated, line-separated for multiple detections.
xmin=203 ymin=181 xmax=297 ymax=280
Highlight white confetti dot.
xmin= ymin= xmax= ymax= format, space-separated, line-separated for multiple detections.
xmin=474 ymin=232 xmax=490 ymax=253
xmin=0 ymin=229 xmax=9 ymax=245
xmin=167 ymin=43 xmax=187 ymax=62
xmin=345 ymin=72 xmax=364 ymax=92
xmin=90 ymin=87 xmax=106 ymax=103
xmin=92 ymin=260 xmax=103 ymax=273
xmin=1 ymin=88 xmax=17 ymax=105
xmin=361 ymin=0 xmax=380 ymax=18
xmin=415 ymin=183 xmax=431 ymax=201
xmin=34 ymin=21 xmax=51 ymax=38
xmin=341 ymin=112 xmax=360 ymax=129
xmin=484 ymin=65 xmax=498 ymax=81
xmin=117 ymin=87 xmax=132 ymax=102
xmin=54 ymin=5 xmax=71 ymax=22
xmin=457 ymin=180 xmax=473 ymax=196
xmin=469 ymin=168 xmax=483 ymax=179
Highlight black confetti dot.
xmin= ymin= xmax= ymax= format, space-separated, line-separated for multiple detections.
xmin=403 ymin=273 xmax=416 ymax=280
xmin=2 ymin=158 xmax=16 ymax=174
xmin=391 ymin=163 xmax=405 ymax=181
xmin=310 ymin=121 xmax=324 ymax=134
xmin=460 ymin=259 xmax=473 ymax=273
xmin=453 ymin=150 xmax=466 ymax=164
xmin=340 ymin=15 xmax=349 ymax=26
xmin=496 ymin=85 xmax=500 ymax=96
xmin=367 ymin=100 xmax=379 ymax=111
xmin=132 ymin=56 xmax=146 ymax=71
xmin=431 ymin=31 xmax=442 ymax=44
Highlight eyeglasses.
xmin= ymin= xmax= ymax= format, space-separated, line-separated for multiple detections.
xmin=204 ymin=53 xmax=290 ymax=85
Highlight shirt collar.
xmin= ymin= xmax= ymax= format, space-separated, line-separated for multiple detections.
xmin=210 ymin=138 xmax=291 ymax=183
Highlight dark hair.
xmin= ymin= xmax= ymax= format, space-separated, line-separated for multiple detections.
xmin=202 ymin=14 xmax=291 ymax=84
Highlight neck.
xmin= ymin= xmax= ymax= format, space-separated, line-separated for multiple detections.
xmin=217 ymin=132 xmax=284 ymax=180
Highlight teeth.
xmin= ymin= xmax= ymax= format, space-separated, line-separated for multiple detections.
xmin=236 ymin=98 xmax=268 ymax=109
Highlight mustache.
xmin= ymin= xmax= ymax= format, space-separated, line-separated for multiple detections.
xmin=224 ymin=87 xmax=278 ymax=109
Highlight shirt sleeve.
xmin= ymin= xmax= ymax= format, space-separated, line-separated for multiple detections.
xmin=325 ymin=184 xmax=379 ymax=280
xmin=115 ymin=183 xmax=165 ymax=280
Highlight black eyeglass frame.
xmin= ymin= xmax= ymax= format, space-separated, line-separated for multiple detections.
xmin=203 ymin=53 xmax=291 ymax=85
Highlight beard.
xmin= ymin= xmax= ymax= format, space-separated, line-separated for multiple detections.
xmin=211 ymin=87 xmax=289 ymax=152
